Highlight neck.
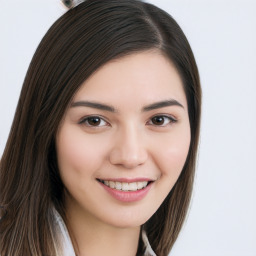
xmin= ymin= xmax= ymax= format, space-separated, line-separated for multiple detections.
xmin=66 ymin=202 xmax=140 ymax=256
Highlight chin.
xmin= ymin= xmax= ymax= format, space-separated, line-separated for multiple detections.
xmin=101 ymin=210 xmax=154 ymax=229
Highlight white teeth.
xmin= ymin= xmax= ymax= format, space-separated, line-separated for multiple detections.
xmin=122 ymin=182 xmax=129 ymax=191
xmin=137 ymin=181 xmax=148 ymax=189
xmin=116 ymin=182 xmax=122 ymax=190
xmin=129 ymin=182 xmax=138 ymax=191
xmin=109 ymin=181 xmax=115 ymax=188
xmin=101 ymin=180 xmax=149 ymax=191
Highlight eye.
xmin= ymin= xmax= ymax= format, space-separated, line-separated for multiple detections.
xmin=148 ymin=115 xmax=177 ymax=126
xmin=79 ymin=116 xmax=109 ymax=127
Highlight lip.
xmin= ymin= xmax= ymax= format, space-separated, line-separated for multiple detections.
xmin=97 ymin=179 xmax=153 ymax=202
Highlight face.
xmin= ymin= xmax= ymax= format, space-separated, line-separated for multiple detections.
xmin=56 ymin=51 xmax=191 ymax=228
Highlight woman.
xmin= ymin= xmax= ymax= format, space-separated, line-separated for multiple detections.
xmin=0 ymin=0 xmax=201 ymax=255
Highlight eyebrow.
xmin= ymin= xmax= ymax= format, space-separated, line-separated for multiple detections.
xmin=71 ymin=101 xmax=116 ymax=112
xmin=70 ymin=99 xmax=184 ymax=112
xmin=142 ymin=99 xmax=184 ymax=112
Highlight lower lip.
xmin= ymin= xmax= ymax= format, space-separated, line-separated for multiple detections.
xmin=98 ymin=181 xmax=153 ymax=202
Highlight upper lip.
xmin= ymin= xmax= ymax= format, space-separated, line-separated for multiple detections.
xmin=97 ymin=177 xmax=154 ymax=183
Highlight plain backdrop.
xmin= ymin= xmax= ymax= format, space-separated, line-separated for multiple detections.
xmin=0 ymin=0 xmax=256 ymax=255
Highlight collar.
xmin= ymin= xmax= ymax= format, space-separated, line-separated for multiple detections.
xmin=52 ymin=208 xmax=156 ymax=256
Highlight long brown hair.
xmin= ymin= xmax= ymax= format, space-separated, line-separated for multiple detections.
xmin=0 ymin=1 xmax=201 ymax=255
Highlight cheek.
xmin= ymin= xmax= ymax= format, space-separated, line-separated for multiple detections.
xmin=56 ymin=125 xmax=107 ymax=179
xmin=154 ymin=128 xmax=191 ymax=178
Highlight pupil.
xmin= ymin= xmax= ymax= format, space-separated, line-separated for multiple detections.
xmin=153 ymin=116 xmax=164 ymax=125
xmin=88 ymin=117 xmax=100 ymax=126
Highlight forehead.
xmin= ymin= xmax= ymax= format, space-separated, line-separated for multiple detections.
xmin=73 ymin=51 xmax=187 ymax=109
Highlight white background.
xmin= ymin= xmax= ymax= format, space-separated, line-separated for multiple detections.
xmin=0 ymin=0 xmax=256 ymax=255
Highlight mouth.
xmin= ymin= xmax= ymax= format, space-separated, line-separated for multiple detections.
xmin=96 ymin=179 xmax=153 ymax=192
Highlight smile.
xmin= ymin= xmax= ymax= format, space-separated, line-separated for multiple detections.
xmin=98 ymin=179 xmax=149 ymax=191
xmin=97 ymin=178 xmax=154 ymax=202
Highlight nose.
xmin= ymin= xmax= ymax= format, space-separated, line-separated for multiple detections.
xmin=109 ymin=126 xmax=148 ymax=169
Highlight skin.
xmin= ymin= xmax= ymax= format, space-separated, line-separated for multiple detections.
xmin=56 ymin=50 xmax=191 ymax=256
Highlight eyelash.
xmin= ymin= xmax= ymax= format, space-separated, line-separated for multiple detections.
xmin=79 ymin=114 xmax=177 ymax=128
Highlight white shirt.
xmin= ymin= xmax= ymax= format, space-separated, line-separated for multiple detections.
xmin=52 ymin=208 xmax=156 ymax=256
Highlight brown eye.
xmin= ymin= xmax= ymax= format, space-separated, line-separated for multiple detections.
xmin=87 ymin=117 xmax=101 ymax=126
xmin=152 ymin=116 xmax=165 ymax=125
xmin=149 ymin=115 xmax=177 ymax=126
xmin=79 ymin=116 xmax=108 ymax=127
